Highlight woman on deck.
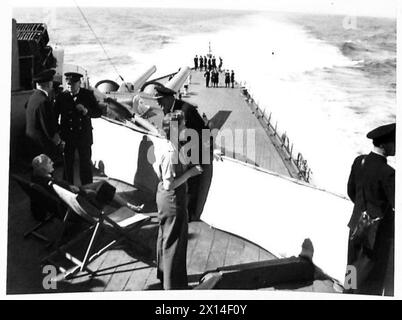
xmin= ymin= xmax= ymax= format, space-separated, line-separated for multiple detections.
xmin=155 ymin=111 xmax=203 ymax=290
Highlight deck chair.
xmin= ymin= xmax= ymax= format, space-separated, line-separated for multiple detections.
xmin=11 ymin=174 xmax=64 ymax=245
xmin=43 ymin=182 xmax=151 ymax=281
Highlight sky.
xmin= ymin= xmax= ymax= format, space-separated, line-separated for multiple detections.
xmin=5 ymin=0 xmax=398 ymax=18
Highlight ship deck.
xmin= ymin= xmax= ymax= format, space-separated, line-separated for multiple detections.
xmin=144 ymin=69 xmax=298 ymax=177
xmin=7 ymin=169 xmax=337 ymax=294
xmin=7 ymin=69 xmax=338 ymax=295
xmin=7 ymin=170 xmax=279 ymax=293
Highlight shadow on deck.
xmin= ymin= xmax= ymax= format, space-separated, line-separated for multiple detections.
xmin=7 ymin=166 xmax=281 ymax=294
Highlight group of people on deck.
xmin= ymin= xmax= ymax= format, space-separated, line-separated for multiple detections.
xmin=193 ymin=54 xmax=235 ymax=89
xmin=26 ymin=69 xmax=103 ymax=186
xmin=22 ymin=63 xmax=395 ymax=295
xmin=203 ymin=69 xmax=235 ymax=88
xmin=24 ymin=67 xmax=218 ymax=290
xmin=193 ymin=54 xmax=222 ymax=72
xmin=26 ymin=69 xmax=143 ymax=219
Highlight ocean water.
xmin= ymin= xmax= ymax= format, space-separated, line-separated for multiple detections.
xmin=12 ymin=7 xmax=396 ymax=195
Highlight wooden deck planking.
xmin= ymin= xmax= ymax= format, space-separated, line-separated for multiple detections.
xmin=186 ymin=221 xmax=200 ymax=270
xmin=187 ymin=222 xmax=215 ymax=275
xmin=103 ymin=251 xmax=139 ymax=292
xmin=67 ymin=248 xmax=110 ymax=288
xmin=223 ymin=236 xmax=245 ymax=267
xmin=205 ymin=228 xmax=230 ymax=271
xmin=143 ymin=267 xmax=160 ymax=290
xmin=238 ymin=241 xmax=260 ymax=265
xmin=89 ymin=250 xmax=125 ymax=292
xmin=122 ymin=260 xmax=154 ymax=291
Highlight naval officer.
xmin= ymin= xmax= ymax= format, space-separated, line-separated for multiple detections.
xmin=155 ymin=111 xmax=203 ymax=289
xmin=155 ymin=85 xmax=214 ymax=222
xmin=345 ymin=123 xmax=395 ymax=296
xmin=193 ymin=55 xmax=198 ymax=70
xmin=204 ymin=69 xmax=211 ymax=87
xmin=54 ymin=72 xmax=104 ymax=185
xmin=25 ymin=69 xmax=61 ymax=159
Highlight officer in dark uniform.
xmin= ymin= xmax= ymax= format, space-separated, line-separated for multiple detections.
xmin=210 ymin=69 xmax=216 ymax=88
xmin=204 ymin=70 xmax=211 ymax=87
xmin=345 ymin=123 xmax=395 ymax=296
xmin=212 ymin=56 xmax=216 ymax=69
xmin=230 ymin=70 xmax=235 ymax=88
xmin=155 ymin=85 xmax=214 ymax=221
xmin=199 ymin=55 xmax=204 ymax=71
xmin=54 ymin=72 xmax=103 ymax=185
xmin=225 ymin=70 xmax=230 ymax=88
xmin=194 ymin=55 xmax=198 ymax=70
xmin=25 ymin=69 xmax=61 ymax=159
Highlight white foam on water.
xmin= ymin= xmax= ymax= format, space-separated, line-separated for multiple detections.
xmin=136 ymin=12 xmax=395 ymax=195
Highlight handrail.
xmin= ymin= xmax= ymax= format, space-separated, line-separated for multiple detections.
xmin=240 ymin=83 xmax=313 ymax=183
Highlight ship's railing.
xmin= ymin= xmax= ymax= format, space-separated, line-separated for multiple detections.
xmin=238 ymin=81 xmax=313 ymax=183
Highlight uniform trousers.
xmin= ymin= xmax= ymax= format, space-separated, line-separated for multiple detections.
xmin=345 ymin=216 xmax=394 ymax=295
xmin=156 ymin=182 xmax=188 ymax=290
xmin=63 ymin=139 xmax=93 ymax=185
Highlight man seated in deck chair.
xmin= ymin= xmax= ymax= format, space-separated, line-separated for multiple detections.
xmin=31 ymin=154 xmax=144 ymax=215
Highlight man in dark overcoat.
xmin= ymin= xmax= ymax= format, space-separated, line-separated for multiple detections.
xmin=25 ymin=69 xmax=61 ymax=159
xmin=199 ymin=55 xmax=204 ymax=71
xmin=345 ymin=123 xmax=395 ymax=296
xmin=204 ymin=70 xmax=211 ymax=87
xmin=194 ymin=55 xmax=198 ymax=70
xmin=54 ymin=72 xmax=103 ymax=185
xmin=225 ymin=70 xmax=230 ymax=88
xmin=230 ymin=70 xmax=235 ymax=88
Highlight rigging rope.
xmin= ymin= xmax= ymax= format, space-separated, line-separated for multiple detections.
xmin=74 ymin=1 xmax=125 ymax=83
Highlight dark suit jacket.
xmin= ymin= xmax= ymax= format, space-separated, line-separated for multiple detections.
xmin=55 ymin=88 xmax=103 ymax=145
xmin=171 ymin=100 xmax=212 ymax=165
xmin=172 ymin=100 xmax=207 ymax=136
xmin=347 ymin=152 xmax=395 ymax=231
xmin=25 ymin=89 xmax=57 ymax=153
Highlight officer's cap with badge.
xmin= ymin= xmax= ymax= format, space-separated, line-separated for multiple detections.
xmin=33 ymin=69 xmax=56 ymax=83
xmin=64 ymin=72 xmax=83 ymax=82
xmin=367 ymin=123 xmax=396 ymax=145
